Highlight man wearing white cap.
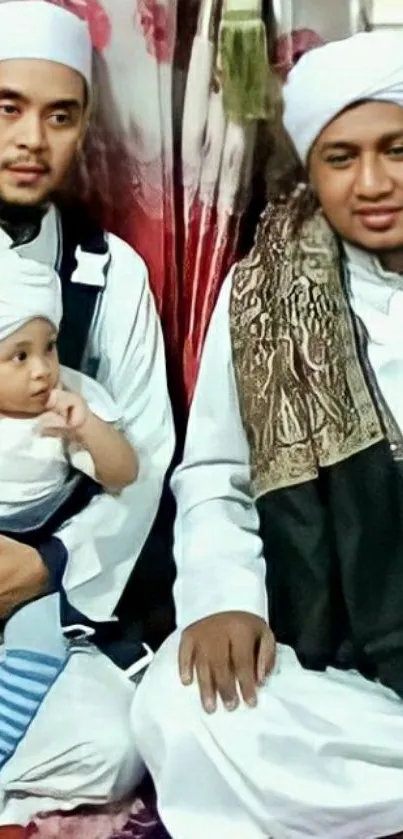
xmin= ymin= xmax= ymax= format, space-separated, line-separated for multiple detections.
xmin=0 ymin=0 xmax=174 ymax=828
xmin=133 ymin=30 xmax=403 ymax=839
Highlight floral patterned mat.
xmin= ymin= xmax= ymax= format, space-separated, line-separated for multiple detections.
xmin=2 ymin=782 xmax=170 ymax=839
xmin=29 ymin=799 xmax=169 ymax=839
xmin=2 ymin=810 xmax=403 ymax=839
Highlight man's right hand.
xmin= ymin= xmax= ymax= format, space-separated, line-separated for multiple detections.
xmin=178 ymin=611 xmax=275 ymax=714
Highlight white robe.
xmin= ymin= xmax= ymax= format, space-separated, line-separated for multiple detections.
xmin=133 ymin=257 xmax=403 ymax=839
xmin=0 ymin=207 xmax=175 ymax=825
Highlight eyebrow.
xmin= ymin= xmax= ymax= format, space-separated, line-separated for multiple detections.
xmin=0 ymin=341 xmax=28 ymax=361
xmin=319 ymin=131 xmax=403 ymax=154
xmin=0 ymin=88 xmax=82 ymax=110
xmin=7 ymin=332 xmax=56 ymax=350
xmin=10 ymin=340 xmax=31 ymax=349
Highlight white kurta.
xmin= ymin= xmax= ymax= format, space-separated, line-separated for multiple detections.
xmin=0 ymin=208 xmax=175 ymax=824
xmin=133 ymin=261 xmax=403 ymax=839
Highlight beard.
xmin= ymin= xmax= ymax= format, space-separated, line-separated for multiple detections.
xmin=0 ymin=195 xmax=49 ymax=246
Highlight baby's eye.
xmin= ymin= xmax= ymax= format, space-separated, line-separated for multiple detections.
xmin=12 ymin=350 xmax=27 ymax=363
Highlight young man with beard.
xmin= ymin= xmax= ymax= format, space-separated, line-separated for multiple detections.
xmin=134 ymin=30 xmax=403 ymax=839
xmin=0 ymin=0 xmax=174 ymax=826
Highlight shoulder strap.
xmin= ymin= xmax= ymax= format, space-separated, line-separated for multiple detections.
xmin=57 ymin=203 xmax=108 ymax=372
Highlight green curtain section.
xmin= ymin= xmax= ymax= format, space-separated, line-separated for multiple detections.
xmin=218 ymin=2 xmax=272 ymax=122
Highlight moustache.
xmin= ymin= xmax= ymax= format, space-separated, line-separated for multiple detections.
xmin=1 ymin=158 xmax=50 ymax=172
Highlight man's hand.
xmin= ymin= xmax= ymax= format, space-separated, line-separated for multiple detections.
xmin=0 ymin=536 xmax=48 ymax=619
xmin=179 ymin=611 xmax=275 ymax=714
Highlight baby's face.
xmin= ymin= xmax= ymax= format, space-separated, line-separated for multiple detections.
xmin=0 ymin=318 xmax=59 ymax=417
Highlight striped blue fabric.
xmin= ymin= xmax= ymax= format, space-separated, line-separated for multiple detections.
xmin=0 ymin=648 xmax=65 ymax=767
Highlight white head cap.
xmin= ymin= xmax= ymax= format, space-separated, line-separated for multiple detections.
xmin=0 ymin=1 xmax=92 ymax=87
xmin=283 ymin=31 xmax=403 ymax=165
xmin=0 ymin=251 xmax=62 ymax=342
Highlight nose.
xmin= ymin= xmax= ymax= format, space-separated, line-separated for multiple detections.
xmin=16 ymin=111 xmax=47 ymax=153
xmin=354 ymin=153 xmax=394 ymax=202
xmin=30 ymin=355 xmax=51 ymax=380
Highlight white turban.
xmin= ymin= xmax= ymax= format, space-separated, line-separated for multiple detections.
xmin=0 ymin=1 xmax=92 ymax=87
xmin=0 ymin=251 xmax=62 ymax=342
xmin=283 ymin=31 xmax=403 ymax=165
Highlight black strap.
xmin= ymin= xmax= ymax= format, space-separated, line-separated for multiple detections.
xmin=42 ymin=206 xmax=152 ymax=665
xmin=57 ymin=204 xmax=108 ymax=372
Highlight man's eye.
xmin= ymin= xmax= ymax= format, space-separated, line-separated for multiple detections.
xmin=48 ymin=112 xmax=71 ymax=127
xmin=325 ymin=153 xmax=353 ymax=167
xmin=0 ymin=103 xmax=19 ymax=117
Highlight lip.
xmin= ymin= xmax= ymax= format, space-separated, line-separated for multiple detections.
xmin=355 ymin=206 xmax=403 ymax=231
xmin=31 ymin=387 xmax=50 ymax=399
xmin=7 ymin=165 xmax=48 ymax=185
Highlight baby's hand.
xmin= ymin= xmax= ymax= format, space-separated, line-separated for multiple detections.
xmin=40 ymin=389 xmax=90 ymax=439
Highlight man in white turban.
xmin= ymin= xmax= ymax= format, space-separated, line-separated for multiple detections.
xmin=132 ymin=30 xmax=403 ymax=839
xmin=0 ymin=0 xmax=174 ymax=827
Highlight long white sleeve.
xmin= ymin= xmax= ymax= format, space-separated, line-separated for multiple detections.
xmin=56 ymin=236 xmax=175 ymax=622
xmin=172 ymin=271 xmax=268 ymax=630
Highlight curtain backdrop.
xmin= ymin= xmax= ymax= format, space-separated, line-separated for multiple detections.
xmin=13 ymin=0 xmax=379 ymax=419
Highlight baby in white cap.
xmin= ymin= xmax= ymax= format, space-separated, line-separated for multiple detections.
xmin=0 ymin=251 xmax=137 ymax=529
xmin=0 ymin=250 xmax=137 ymax=769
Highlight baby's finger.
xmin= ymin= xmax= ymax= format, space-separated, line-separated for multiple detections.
xmin=39 ymin=412 xmax=68 ymax=433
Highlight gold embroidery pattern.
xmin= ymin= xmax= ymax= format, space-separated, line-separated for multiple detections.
xmin=230 ymin=186 xmax=384 ymax=498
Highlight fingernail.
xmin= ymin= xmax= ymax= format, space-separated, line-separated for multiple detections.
xmin=181 ymin=672 xmax=192 ymax=685
xmin=204 ymin=699 xmax=216 ymax=714
xmin=246 ymin=696 xmax=257 ymax=708
xmin=224 ymin=700 xmax=237 ymax=711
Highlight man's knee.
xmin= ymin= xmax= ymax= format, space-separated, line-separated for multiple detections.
xmin=133 ymin=631 xmax=184 ymax=717
xmin=3 ymin=651 xmax=143 ymax=799
xmin=132 ymin=630 xmax=205 ymax=759
xmin=88 ymin=713 xmax=130 ymax=773
xmin=85 ymin=712 xmax=143 ymax=796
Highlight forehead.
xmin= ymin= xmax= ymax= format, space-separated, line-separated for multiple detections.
xmin=316 ymin=100 xmax=403 ymax=150
xmin=0 ymin=58 xmax=85 ymax=106
xmin=8 ymin=318 xmax=56 ymax=340
xmin=0 ymin=317 xmax=56 ymax=354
